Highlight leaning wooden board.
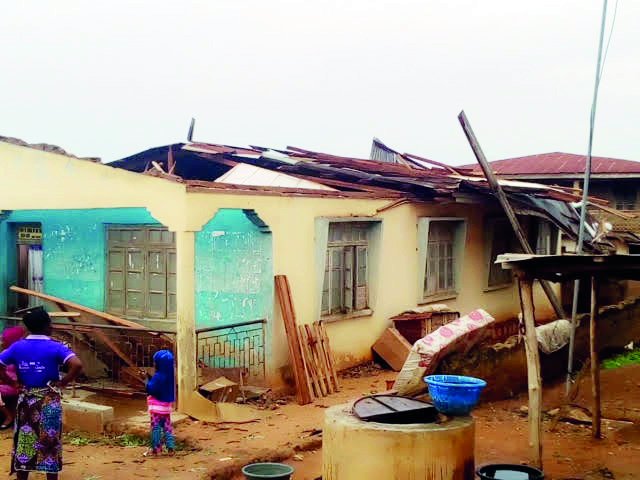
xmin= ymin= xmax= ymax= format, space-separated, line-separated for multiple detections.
xmin=274 ymin=275 xmax=314 ymax=405
xmin=298 ymin=325 xmax=323 ymax=397
xmin=315 ymin=321 xmax=340 ymax=391
xmin=306 ymin=324 xmax=333 ymax=394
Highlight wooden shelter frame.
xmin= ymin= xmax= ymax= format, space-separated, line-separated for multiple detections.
xmin=498 ymin=253 xmax=640 ymax=469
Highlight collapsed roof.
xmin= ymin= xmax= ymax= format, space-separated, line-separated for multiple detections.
xmin=108 ymin=140 xmax=635 ymax=251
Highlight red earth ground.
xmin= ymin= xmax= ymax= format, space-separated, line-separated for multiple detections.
xmin=1 ymin=364 xmax=639 ymax=479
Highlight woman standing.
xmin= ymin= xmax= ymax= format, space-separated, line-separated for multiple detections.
xmin=0 ymin=326 xmax=26 ymax=429
xmin=0 ymin=307 xmax=83 ymax=480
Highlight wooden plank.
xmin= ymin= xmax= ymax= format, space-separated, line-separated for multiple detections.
xmin=10 ymin=286 xmax=147 ymax=329
xmin=308 ymin=324 xmax=334 ymax=394
xmin=299 ymin=325 xmax=324 ymax=397
xmin=518 ymin=278 xmax=543 ymax=469
xmin=275 ymin=275 xmax=314 ymax=405
xmin=306 ymin=324 xmax=332 ymax=395
xmin=590 ymin=277 xmax=601 ymax=439
xmin=54 ymin=302 xmax=137 ymax=368
xmin=372 ymin=327 xmax=412 ymax=372
xmin=316 ymin=321 xmax=340 ymax=391
xmin=49 ymin=311 xmax=81 ymax=318
xmin=457 ymin=111 xmax=565 ymax=319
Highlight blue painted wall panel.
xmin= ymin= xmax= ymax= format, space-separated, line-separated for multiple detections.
xmin=0 ymin=208 xmax=160 ymax=313
xmin=195 ymin=209 xmax=273 ymax=330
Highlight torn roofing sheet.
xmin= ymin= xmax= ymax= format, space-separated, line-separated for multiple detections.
xmin=109 ymin=140 xmax=624 ymax=251
xmin=216 ymin=163 xmax=336 ymax=191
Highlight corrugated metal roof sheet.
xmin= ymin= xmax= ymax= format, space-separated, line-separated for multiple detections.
xmin=215 ymin=163 xmax=336 ymax=191
xmin=462 ymin=152 xmax=640 ymax=176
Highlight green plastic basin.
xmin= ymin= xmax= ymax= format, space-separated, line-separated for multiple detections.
xmin=242 ymin=462 xmax=295 ymax=480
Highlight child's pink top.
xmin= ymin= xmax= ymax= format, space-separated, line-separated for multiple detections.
xmin=147 ymin=395 xmax=173 ymax=415
xmin=0 ymin=365 xmax=18 ymax=396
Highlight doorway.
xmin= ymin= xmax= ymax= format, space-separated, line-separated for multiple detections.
xmin=14 ymin=224 xmax=43 ymax=310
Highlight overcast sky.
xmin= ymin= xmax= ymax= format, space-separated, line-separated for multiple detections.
xmin=0 ymin=1 xmax=637 ymax=164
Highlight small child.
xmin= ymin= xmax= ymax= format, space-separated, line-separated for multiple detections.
xmin=145 ymin=349 xmax=176 ymax=456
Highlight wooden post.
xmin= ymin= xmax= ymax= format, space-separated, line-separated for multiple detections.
xmin=458 ymin=111 xmax=565 ymax=319
xmin=590 ymin=276 xmax=601 ymax=438
xmin=175 ymin=230 xmax=198 ymax=411
xmin=518 ymin=276 xmax=543 ymax=469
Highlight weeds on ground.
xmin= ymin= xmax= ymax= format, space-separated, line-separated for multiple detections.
xmin=601 ymin=348 xmax=640 ymax=370
xmin=66 ymin=432 xmax=100 ymax=446
xmin=64 ymin=432 xmax=198 ymax=452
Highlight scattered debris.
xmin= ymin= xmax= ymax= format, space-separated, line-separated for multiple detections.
xmin=199 ymin=377 xmax=240 ymax=403
xmin=372 ymin=327 xmax=412 ymax=372
xmin=240 ymin=385 xmax=272 ymax=402
xmin=339 ymin=362 xmax=384 ymax=379
xmin=562 ymin=407 xmax=593 ymax=425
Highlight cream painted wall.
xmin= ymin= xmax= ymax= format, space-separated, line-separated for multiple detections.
xmin=185 ymin=192 xmax=557 ymax=387
xmin=1 ymin=141 xmax=556 ymax=393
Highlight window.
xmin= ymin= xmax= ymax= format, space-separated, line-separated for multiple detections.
xmin=321 ymin=222 xmax=370 ymax=316
xmin=615 ymin=186 xmax=637 ymax=211
xmin=532 ymin=219 xmax=558 ymax=255
xmin=106 ymin=226 xmax=176 ymax=319
xmin=419 ymin=219 xmax=465 ymax=299
xmin=424 ymin=222 xmax=456 ymax=296
xmin=486 ymin=218 xmax=517 ymax=288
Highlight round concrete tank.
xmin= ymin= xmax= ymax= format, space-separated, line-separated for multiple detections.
xmin=323 ymin=404 xmax=475 ymax=480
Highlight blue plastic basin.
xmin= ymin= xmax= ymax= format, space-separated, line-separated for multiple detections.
xmin=424 ymin=374 xmax=487 ymax=415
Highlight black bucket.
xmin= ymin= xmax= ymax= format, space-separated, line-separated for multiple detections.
xmin=476 ymin=464 xmax=544 ymax=480
xmin=242 ymin=462 xmax=295 ymax=480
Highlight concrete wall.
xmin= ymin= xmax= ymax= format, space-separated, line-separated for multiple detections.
xmin=0 ymin=208 xmax=160 ymax=313
xmin=195 ymin=208 xmax=273 ymax=330
xmin=185 ymin=192 xmax=556 ymax=386
xmin=0 ymin=141 xmax=555 ymax=394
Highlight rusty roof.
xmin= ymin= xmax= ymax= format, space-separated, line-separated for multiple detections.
xmin=110 ymin=140 xmax=633 ymax=251
xmin=461 ymin=152 xmax=640 ymax=177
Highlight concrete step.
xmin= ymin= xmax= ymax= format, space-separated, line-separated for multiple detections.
xmin=63 ymin=398 xmax=115 ymax=434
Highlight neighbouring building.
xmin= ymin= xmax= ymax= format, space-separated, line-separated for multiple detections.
xmin=462 ymin=152 xmax=640 ymax=241
xmin=462 ymin=151 xmax=640 ymax=306
xmin=0 ymin=139 xmax=614 ymax=412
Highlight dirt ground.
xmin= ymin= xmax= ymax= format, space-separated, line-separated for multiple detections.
xmin=1 ymin=364 xmax=639 ymax=479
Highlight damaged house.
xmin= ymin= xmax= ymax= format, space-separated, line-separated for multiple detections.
xmin=0 ymin=137 xmax=619 ymax=412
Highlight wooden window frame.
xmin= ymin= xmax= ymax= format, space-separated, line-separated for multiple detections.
xmin=105 ymin=225 xmax=176 ymax=321
xmin=484 ymin=217 xmax=516 ymax=290
xmin=321 ymin=222 xmax=371 ymax=318
xmin=418 ymin=218 xmax=466 ymax=303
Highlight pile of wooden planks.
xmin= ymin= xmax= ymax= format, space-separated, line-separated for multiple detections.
xmin=275 ymin=275 xmax=339 ymax=405
xmin=298 ymin=321 xmax=340 ymax=399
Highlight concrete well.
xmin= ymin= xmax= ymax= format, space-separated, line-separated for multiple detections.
xmin=323 ymin=404 xmax=475 ymax=480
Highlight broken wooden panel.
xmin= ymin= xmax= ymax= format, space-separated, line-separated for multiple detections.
xmin=392 ymin=311 xmax=460 ymax=345
xmin=10 ymin=286 xmax=175 ymax=388
xmin=372 ymin=327 xmax=412 ymax=372
xmin=199 ymin=376 xmax=240 ymax=403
